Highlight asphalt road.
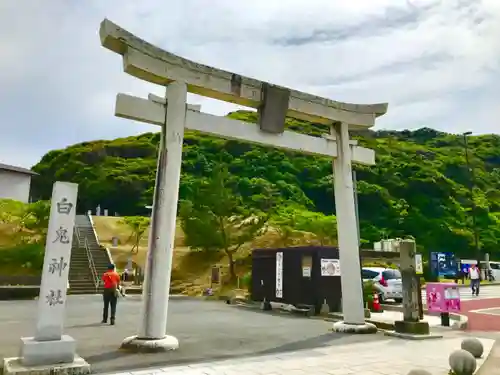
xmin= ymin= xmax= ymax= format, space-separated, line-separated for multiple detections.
xmin=0 ymin=295 xmax=387 ymax=373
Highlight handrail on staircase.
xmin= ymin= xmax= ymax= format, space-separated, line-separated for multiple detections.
xmin=74 ymin=226 xmax=100 ymax=293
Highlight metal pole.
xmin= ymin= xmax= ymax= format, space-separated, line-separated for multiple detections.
xmin=463 ymin=132 xmax=480 ymax=264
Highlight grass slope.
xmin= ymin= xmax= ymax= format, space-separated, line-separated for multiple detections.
xmin=92 ymin=216 xmax=322 ymax=295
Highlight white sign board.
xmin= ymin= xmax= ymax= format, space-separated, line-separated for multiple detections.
xmin=275 ymin=252 xmax=283 ymax=298
xmin=415 ymin=253 xmax=423 ymax=274
xmin=302 ymin=266 xmax=311 ymax=277
xmin=444 ymin=287 xmax=460 ymax=300
xmin=35 ymin=182 xmax=78 ymax=341
xmin=321 ymin=259 xmax=341 ymax=276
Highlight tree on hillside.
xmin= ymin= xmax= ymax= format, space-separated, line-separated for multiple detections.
xmin=22 ymin=201 xmax=51 ymax=242
xmin=179 ymin=165 xmax=271 ymax=282
xmin=270 ymin=205 xmax=307 ymax=246
xmin=0 ymin=199 xmax=50 ymax=244
xmin=120 ymin=216 xmax=150 ymax=254
xmin=296 ymin=211 xmax=337 ymax=246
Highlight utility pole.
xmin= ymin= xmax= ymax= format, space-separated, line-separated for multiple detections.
xmin=463 ymin=131 xmax=480 ymax=264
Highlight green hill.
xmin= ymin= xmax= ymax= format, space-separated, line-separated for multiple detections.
xmin=31 ymin=111 xmax=500 ymax=258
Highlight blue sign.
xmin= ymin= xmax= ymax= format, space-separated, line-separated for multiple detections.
xmin=430 ymin=252 xmax=457 ymax=278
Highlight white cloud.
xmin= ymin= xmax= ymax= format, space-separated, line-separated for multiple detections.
xmin=0 ymin=0 xmax=499 ymax=168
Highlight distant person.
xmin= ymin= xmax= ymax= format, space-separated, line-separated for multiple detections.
xmin=121 ymin=269 xmax=130 ymax=296
xmin=469 ymin=264 xmax=481 ymax=297
xmin=101 ymin=264 xmax=121 ymax=325
xmin=121 ymin=269 xmax=129 ymax=282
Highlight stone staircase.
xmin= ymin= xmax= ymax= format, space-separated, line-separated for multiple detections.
xmin=69 ymin=215 xmax=113 ymax=295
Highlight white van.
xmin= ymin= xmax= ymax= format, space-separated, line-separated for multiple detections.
xmin=480 ymin=261 xmax=500 ymax=281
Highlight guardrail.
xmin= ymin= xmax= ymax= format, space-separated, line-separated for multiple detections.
xmin=74 ymin=227 xmax=99 ymax=293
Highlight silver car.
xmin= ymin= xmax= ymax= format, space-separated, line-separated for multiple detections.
xmin=362 ymin=267 xmax=403 ymax=303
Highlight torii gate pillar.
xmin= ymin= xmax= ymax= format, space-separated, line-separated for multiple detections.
xmin=331 ymin=123 xmax=375 ymax=332
xmin=121 ymin=82 xmax=187 ymax=351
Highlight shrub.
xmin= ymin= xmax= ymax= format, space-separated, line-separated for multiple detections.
xmin=363 ymin=280 xmax=376 ymax=305
xmin=362 ymin=261 xmax=399 ymax=269
xmin=241 ymin=271 xmax=252 ymax=293
xmin=0 ymin=243 xmax=44 ymax=273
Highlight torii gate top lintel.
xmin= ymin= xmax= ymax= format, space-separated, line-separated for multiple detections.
xmin=99 ymin=19 xmax=388 ymax=130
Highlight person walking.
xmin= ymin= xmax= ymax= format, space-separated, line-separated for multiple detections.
xmin=101 ymin=264 xmax=121 ymax=325
xmin=469 ymin=263 xmax=481 ymax=297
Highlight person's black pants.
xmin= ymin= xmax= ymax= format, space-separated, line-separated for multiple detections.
xmin=102 ymin=289 xmax=118 ymax=322
xmin=471 ymin=279 xmax=480 ymax=296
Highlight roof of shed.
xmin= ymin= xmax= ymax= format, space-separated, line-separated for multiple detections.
xmin=0 ymin=163 xmax=38 ymax=176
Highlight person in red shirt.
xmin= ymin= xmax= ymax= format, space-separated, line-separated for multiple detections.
xmin=101 ymin=264 xmax=121 ymax=325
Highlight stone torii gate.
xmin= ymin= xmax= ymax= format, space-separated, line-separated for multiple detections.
xmin=100 ymin=19 xmax=388 ymax=351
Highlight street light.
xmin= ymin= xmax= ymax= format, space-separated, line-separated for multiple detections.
xmin=463 ymin=131 xmax=480 ymax=263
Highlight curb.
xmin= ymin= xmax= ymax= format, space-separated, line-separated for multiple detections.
xmin=476 ymin=339 xmax=500 ymax=375
xmin=380 ymin=304 xmax=468 ymax=330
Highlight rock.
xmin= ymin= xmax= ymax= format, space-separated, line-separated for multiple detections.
xmin=406 ymin=370 xmax=432 ymax=375
xmin=449 ymin=349 xmax=477 ymax=375
xmin=461 ymin=337 xmax=484 ymax=358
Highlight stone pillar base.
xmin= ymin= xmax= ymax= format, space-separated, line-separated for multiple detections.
xmin=332 ymin=321 xmax=377 ymax=334
xmin=3 ymin=356 xmax=90 ymax=375
xmin=120 ymin=335 xmax=179 ymax=353
xmin=394 ymin=320 xmax=430 ymax=335
xmin=18 ymin=335 xmax=79 ymax=366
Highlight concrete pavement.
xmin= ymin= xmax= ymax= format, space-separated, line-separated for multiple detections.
xmin=0 ymin=295 xmax=386 ymax=374
xmin=101 ymin=336 xmax=495 ymax=375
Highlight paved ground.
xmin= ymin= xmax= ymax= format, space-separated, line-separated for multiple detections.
xmin=0 ymin=295 xmax=387 ymax=374
xmin=460 ymin=298 xmax=500 ymax=331
xmin=478 ymin=339 xmax=500 ymax=375
xmin=102 ymin=336 xmax=496 ymax=375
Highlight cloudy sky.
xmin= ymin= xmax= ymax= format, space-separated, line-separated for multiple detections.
xmin=1 ymin=0 xmax=499 ymax=168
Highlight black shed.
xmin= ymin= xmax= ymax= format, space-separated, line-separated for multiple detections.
xmin=251 ymin=246 xmax=342 ymax=314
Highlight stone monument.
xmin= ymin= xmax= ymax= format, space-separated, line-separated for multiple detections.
xmin=394 ymin=239 xmax=430 ymax=335
xmin=3 ymin=182 xmax=90 ymax=375
xmin=99 ymin=18 xmax=389 ymax=348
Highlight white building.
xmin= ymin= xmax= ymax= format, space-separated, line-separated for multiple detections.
xmin=0 ymin=163 xmax=38 ymax=203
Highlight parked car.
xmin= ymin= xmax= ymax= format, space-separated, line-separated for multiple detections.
xmin=362 ymin=267 xmax=402 ymax=303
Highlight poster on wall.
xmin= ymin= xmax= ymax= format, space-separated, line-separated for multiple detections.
xmin=415 ymin=254 xmax=423 ymax=275
xmin=430 ymin=252 xmax=457 ymax=278
xmin=275 ymin=252 xmax=283 ymax=298
xmin=302 ymin=267 xmax=311 ymax=277
xmin=321 ymin=259 xmax=341 ymax=276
